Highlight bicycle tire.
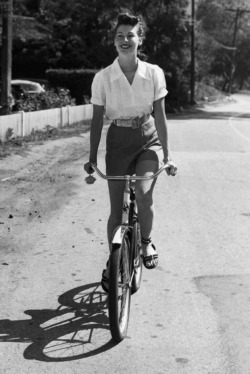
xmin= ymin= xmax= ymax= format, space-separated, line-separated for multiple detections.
xmin=109 ymin=235 xmax=131 ymax=342
xmin=131 ymin=220 xmax=143 ymax=295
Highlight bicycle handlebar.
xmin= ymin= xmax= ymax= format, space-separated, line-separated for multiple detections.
xmin=89 ymin=162 xmax=171 ymax=181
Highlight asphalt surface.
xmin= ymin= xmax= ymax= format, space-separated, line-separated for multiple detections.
xmin=0 ymin=93 xmax=250 ymax=373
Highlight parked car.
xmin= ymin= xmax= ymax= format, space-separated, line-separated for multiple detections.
xmin=0 ymin=80 xmax=46 ymax=113
xmin=11 ymin=80 xmax=45 ymax=98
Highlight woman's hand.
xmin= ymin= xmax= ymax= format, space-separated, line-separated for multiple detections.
xmin=164 ymin=159 xmax=178 ymax=176
xmin=84 ymin=161 xmax=96 ymax=174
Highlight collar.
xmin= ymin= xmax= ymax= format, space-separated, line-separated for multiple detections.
xmin=110 ymin=57 xmax=151 ymax=82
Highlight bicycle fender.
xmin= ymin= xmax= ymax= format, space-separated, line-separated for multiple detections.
xmin=111 ymin=225 xmax=129 ymax=245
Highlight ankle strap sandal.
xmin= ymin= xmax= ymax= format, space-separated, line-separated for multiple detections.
xmin=141 ymin=237 xmax=158 ymax=270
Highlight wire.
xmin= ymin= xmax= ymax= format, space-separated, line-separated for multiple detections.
xmin=195 ymin=23 xmax=236 ymax=50
xmin=180 ymin=17 xmax=236 ymax=50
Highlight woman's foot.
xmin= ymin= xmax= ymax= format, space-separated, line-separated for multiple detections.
xmin=141 ymin=237 xmax=158 ymax=269
xmin=101 ymin=260 xmax=110 ymax=293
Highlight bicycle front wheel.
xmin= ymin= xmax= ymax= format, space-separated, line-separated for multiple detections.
xmin=109 ymin=235 xmax=131 ymax=342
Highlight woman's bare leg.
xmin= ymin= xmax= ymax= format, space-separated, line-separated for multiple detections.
xmin=135 ymin=160 xmax=159 ymax=266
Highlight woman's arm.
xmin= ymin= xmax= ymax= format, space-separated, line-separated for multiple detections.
xmin=89 ymin=104 xmax=105 ymax=164
xmin=153 ymin=97 xmax=177 ymax=175
xmin=153 ymin=97 xmax=171 ymax=162
xmin=84 ymin=104 xmax=104 ymax=174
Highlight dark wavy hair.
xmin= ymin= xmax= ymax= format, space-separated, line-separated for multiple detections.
xmin=114 ymin=12 xmax=147 ymax=40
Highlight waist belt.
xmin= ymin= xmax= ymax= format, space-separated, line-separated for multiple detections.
xmin=113 ymin=114 xmax=150 ymax=129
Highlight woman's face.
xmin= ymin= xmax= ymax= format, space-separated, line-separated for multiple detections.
xmin=114 ymin=24 xmax=142 ymax=56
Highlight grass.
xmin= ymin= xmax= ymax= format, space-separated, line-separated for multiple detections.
xmin=0 ymin=120 xmax=91 ymax=159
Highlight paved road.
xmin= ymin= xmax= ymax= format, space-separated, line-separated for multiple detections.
xmin=0 ymin=94 xmax=250 ymax=373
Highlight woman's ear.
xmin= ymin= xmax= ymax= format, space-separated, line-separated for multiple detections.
xmin=138 ymin=38 xmax=143 ymax=46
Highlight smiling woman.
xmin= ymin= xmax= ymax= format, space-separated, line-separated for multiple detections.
xmin=84 ymin=12 xmax=177 ymax=292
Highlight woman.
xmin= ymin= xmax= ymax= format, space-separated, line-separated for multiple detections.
xmin=84 ymin=12 xmax=177 ymax=292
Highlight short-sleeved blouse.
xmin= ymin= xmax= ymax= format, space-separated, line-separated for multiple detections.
xmin=90 ymin=57 xmax=168 ymax=120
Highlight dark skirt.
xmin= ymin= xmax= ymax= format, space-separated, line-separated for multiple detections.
xmin=106 ymin=115 xmax=163 ymax=176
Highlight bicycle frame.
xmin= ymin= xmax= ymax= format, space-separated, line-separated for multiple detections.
xmin=87 ymin=162 xmax=171 ymax=341
xmin=90 ymin=163 xmax=170 ymax=245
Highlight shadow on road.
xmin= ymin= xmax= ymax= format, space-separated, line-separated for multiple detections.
xmin=0 ymin=282 xmax=116 ymax=362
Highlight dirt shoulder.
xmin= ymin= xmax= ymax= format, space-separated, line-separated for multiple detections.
xmin=0 ymin=131 xmax=92 ymax=250
xmin=0 ymin=120 xmax=91 ymax=159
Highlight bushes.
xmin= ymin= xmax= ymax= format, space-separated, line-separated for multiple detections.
xmin=12 ymin=88 xmax=75 ymax=112
xmin=46 ymin=68 xmax=99 ymax=105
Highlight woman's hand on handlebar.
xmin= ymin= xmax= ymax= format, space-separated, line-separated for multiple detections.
xmin=84 ymin=161 xmax=97 ymax=184
xmin=164 ymin=158 xmax=178 ymax=176
xmin=84 ymin=161 xmax=96 ymax=174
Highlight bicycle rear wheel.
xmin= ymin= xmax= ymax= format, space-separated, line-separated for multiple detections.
xmin=131 ymin=220 xmax=143 ymax=294
xmin=109 ymin=235 xmax=131 ymax=342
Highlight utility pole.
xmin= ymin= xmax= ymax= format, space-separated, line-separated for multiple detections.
xmin=190 ymin=0 xmax=195 ymax=104
xmin=1 ymin=0 xmax=13 ymax=115
xmin=226 ymin=7 xmax=250 ymax=94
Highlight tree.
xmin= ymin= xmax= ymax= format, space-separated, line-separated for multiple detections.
xmin=10 ymin=0 xmax=190 ymax=101
xmin=235 ymin=35 xmax=250 ymax=89
xmin=196 ymin=0 xmax=250 ymax=91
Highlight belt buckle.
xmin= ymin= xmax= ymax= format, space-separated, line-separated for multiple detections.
xmin=132 ymin=117 xmax=139 ymax=129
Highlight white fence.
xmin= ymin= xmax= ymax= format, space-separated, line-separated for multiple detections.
xmin=0 ymin=104 xmax=93 ymax=142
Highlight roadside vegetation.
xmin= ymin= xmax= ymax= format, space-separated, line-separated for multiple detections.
xmin=0 ymin=120 xmax=91 ymax=159
xmin=12 ymin=88 xmax=75 ymax=112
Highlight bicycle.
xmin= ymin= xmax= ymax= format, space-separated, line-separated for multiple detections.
xmin=85 ymin=162 xmax=171 ymax=342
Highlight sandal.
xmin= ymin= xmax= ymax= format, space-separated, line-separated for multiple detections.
xmin=101 ymin=260 xmax=109 ymax=293
xmin=142 ymin=237 xmax=158 ymax=270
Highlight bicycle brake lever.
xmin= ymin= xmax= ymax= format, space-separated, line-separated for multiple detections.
xmin=85 ymin=175 xmax=97 ymax=184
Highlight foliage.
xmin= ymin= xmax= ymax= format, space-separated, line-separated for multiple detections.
xmin=46 ymin=69 xmax=99 ymax=104
xmin=12 ymin=88 xmax=75 ymax=112
xmin=13 ymin=0 xmax=41 ymax=16
xmin=5 ymin=128 xmax=14 ymax=141
xmin=10 ymin=0 xmax=191 ymax=103
xmin=8 ymin=0 xmax=250 ymax=102
xmin=234 ymin=34 xmax=250 ymax=90
xmin=196 ymin=0 xmax=250 ymax=91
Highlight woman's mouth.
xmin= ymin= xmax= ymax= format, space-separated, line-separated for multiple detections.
xmin=121 ymin=44 xmax=130 ymax=49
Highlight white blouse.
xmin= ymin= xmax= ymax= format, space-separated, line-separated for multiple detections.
xmin=90 ymin=57 xmax=168 ymax=120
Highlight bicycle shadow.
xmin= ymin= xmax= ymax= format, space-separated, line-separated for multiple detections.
xmin=0 ymin=282 xmax=116 ymax=362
